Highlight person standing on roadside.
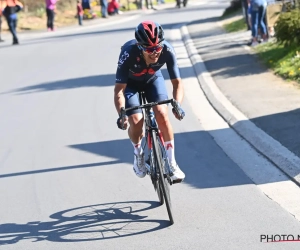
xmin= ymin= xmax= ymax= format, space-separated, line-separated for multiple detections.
xmin=242 ymin=0 xmax=251 ymax=30
xmin=77 ymin=0 xmax=83 ymax=25
xmin=45 ymin=0 xmax=57 ymax=31
xmin=145 ymin=0 xmax=153 ymax=9
xmin=0 ymin=13 xmax=3 ymax=42
xmin=2 ymin=0 xmax=23 ymax=45
xmin=101 ymin=0 xmax=108 ymax=18
xmin=82 ymin=0 xmax=91 ymax=10
xmin=248 ymin=0 xmax=268 ymax=46
xmin=265 ymin=0 xmax=275 ymax=37
xmin=0 ymin=0 xmax=5 ymax=42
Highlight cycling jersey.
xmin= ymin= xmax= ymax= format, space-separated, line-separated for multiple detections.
xmin=115 ymin=39 xmax=181 ymax=86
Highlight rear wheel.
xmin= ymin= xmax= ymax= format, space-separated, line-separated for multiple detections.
xmin=152 ymin=130 xmax=174 ymax=225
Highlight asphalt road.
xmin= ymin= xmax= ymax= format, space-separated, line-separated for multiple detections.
xmin=1 ymin=1 xmax=300 ymax=249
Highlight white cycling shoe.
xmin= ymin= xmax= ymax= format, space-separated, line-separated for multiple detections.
xmin=170 ymin=162 xmax=185 ymax=182
xmin=133 ymin=153 xmax=147 ymax=178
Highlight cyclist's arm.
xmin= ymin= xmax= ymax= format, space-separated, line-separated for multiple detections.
xmin=114 ymin=83 xmax=126 ymax=114
xmin=171 ymin=78 xmax=184 ymax=104
xmin=165 ymin=44 xmax=184 ymax=104
xmin=114 ymin=47 xmax=130 ymax=114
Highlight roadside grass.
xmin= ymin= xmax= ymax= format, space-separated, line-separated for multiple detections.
xmin=223 ymin=17 xmax=247 ymax=32
xmin=254 ymin=42 xmax=300 ymax=83
xmin=16 ymin=9 xmax=77 ymax=31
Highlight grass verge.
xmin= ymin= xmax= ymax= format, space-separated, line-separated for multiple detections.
xmin=254 ymin=41 xmax=300 ymax=83
xmin=223 ymin=17 xmax=247 ymax=33
xmin=17 ymin=9 xmax=77 ymax=31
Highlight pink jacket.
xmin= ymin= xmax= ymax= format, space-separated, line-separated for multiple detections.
xmin=46 ymin=0 xmax=57 ymax=10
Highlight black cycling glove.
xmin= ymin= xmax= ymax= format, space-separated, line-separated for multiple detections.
xmin=172 ymin=100 xmax=185 ymax=120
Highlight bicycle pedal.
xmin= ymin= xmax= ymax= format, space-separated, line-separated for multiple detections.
xmin=172 ymin=179 xmax=184 ymax=184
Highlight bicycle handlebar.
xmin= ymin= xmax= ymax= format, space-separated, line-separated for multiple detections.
xmin=121 ymin=99 xmax=173 ymax=114
xmin=119 ymin=99 xmax=184 ymax=129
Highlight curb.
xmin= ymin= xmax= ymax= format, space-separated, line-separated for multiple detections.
xmin=180 ymin=25 xmax=300 ymax=186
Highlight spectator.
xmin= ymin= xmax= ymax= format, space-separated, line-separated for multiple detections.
xmin=2 ymin=0 xmax=23 ymax=45
xmin=81 ymin=0 xmax=97 ymax=19
xmin=108 ymin=0 xmax=119 ymax=15
xmin=247 ymin=1 xmax=252 ymax=29
xmin=82 ymin=0 xmax=91 ymax=9
xmin=145 ymin=0 xmax=154 ymax=9
xmin=265 ymin=0 xmax=276 ymax=37
xmin=0 ymin=0 xmax=4 ymax=42
xmin=242 ymin=0 xmax=251 ymax=30
xmin=45 ymin=0 xmax=57 ymax=31
xmin=101 ymin=0 xmax=108 ymax=18
xmin=77 ymin=0 xmax=83 ymax=25
xmin=248 ymin=0 xmax=268 ymax=46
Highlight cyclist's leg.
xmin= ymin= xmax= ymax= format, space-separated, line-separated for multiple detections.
xmin=145 ymin=76 xmax=185 ymax=181
xmin=124 ymin=84 xmax=147 ymax=178
xmin=144 ymin=76 xmax=172 ymax=141
xmin=124 ymin=85 xmax=144 ymax=144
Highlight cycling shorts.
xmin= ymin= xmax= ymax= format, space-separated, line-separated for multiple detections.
xmin=124 ymin=76 xmax=168 ymax=116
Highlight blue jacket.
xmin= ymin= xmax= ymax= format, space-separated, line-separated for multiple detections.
xmin=251 ymin=0 xmax=267 ymax=6
xmin=2 ymin=5 xmax=22 ymax=20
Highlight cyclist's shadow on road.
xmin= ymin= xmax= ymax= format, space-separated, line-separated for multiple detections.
xmin=0 ymin=201 xmax=169 ymax=245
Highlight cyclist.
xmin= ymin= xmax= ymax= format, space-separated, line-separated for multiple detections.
xmin=114 ymin=21 xmax=185 ymax=182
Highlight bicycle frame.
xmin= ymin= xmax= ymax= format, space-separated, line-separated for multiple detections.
xmin=139 ymin=93 xmax=164 ymax=148
xmin=138 ymin=92 xmax=172 ymax=181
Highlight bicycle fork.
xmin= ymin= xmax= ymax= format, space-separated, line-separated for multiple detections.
xmin=145 ymin=129 xmax=173 ymax=183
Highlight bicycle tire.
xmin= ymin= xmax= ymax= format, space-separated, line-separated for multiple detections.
xmin=152 ymin=175 xmax=164 ymax=205
xmin=146 ymin=129 xmax=164 ymax=206
xmin=152 ymin=130 xmax=174 ymax=225
xmin=149 ymin=148 xmax=164 ymax=206
xmin=155 ymin=175 xmax=164 ymax=205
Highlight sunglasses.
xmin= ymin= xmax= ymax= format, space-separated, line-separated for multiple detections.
xmin=138 ymin=44 xmax=163 ymax=54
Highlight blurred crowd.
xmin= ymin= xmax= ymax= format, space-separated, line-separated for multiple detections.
xmin=0 ymin=0 xmax=127 ymax=45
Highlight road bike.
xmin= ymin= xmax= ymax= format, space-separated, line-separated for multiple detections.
xmin=119 ymin=92 xmax=185 ymax=225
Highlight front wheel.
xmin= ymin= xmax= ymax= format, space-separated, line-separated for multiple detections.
xmin=153 ymin=175 xmax=164 ymax=206
xmin=152 ymin=130 xmax=174 ymax=225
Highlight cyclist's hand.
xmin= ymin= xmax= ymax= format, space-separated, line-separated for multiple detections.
xmin=172 ymin=100 xmax=185 ymax=121
xmin=117 ymin=115 xmax=129 ymax=130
